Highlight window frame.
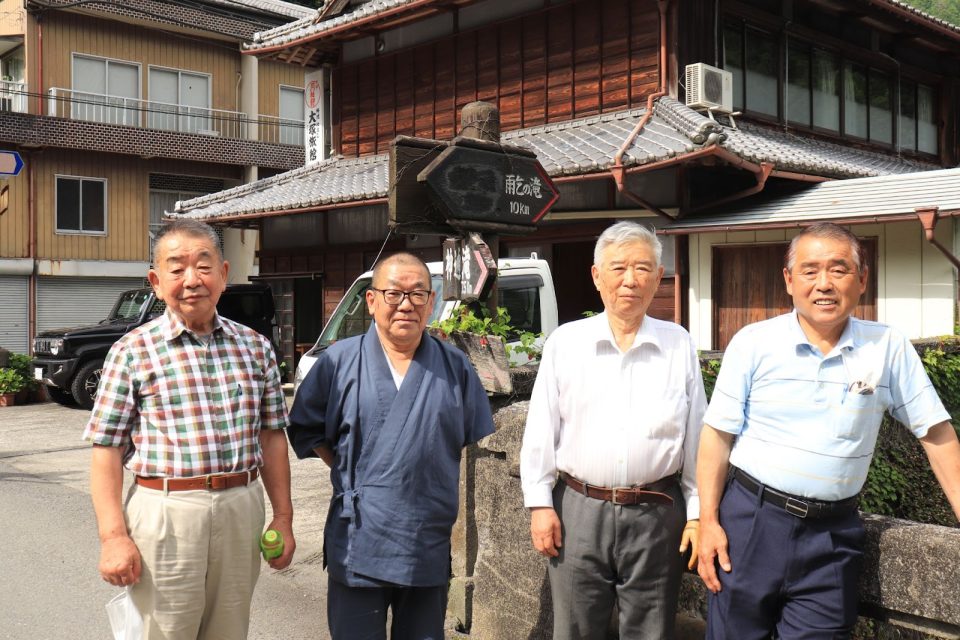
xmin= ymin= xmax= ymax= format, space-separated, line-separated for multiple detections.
xmin=722 ymin=18 xmax=939 ymax=158
xmin=55 ymin=175 xmax=108 ymax=236
xmin=147 ymin=65 xmax=214 ymax=133
xmin=278 ymin=84 xmax=306 ymax=146
xmin=70 ymin=53 xmax=142 ymax=125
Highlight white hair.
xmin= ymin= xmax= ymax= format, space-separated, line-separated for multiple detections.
xmin=593 ymin=221 xmax=662 ymax=268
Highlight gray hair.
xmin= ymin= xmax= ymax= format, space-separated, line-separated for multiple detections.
xmin=594 ymin=221 xmax=662 ymax=268
xmin=785 ymin=222 xmax=863 ymax=272
xmin=152 ymin=219 xmax=223 ymax=263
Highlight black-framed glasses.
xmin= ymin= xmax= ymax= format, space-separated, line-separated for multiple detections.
xmin=370 ymin=288 xmax=432 ymax=306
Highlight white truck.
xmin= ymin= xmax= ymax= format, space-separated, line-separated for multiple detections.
xmin=293 ymin=256 xmax=558 ymax=394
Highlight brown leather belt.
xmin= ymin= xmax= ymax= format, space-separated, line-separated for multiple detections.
xmin=135 ymin=469 xmax=259 ymax=492
xmin=560 ymin=472 xmax=675 ymax=506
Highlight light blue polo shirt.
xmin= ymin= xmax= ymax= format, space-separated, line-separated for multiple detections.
xmin=704 ymin=311 xmax=950 ymax=501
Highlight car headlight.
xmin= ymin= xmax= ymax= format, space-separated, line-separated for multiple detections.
xmin=50 ymin=338 xmax=64 ymax=356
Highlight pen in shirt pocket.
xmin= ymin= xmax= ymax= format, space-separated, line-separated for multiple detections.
xmin=235 ymin=384 xmax=243 ymax=397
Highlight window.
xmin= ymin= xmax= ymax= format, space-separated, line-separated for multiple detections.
xmin=56 ymin=176 xmax=106 ymax=234
xmin=723 ymin=21 xmax=938 ymax=155
xmin=279 ymin=86 xmax=305 ymax=146
xmin=148 ymin=67 xmax=212 ymax=133
xmin=71 ymin=55 xmax=140 ymax=125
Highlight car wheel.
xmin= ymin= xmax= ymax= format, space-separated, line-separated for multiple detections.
xmin=71 ymin=361 xmax=103 ymax=410
xmin=47 ymin=386 xmax=76 ymax=407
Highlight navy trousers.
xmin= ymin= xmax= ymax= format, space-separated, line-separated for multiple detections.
xmin=327 ymin=576 xmax=447 ymax=640
xmin=706 ymin=476 xmax=865 ymax=640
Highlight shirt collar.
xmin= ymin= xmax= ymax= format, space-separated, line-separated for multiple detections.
xmin=160 ymin=308 xmax=231 ymax=343
xmin=788 ymin=309 xmax=857 ymax=356
xmin=594 ymin=311 xmax=662 ymax=353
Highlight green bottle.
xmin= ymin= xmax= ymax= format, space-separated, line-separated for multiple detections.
xmin=259 ymin=529 xmax=284 ymax=560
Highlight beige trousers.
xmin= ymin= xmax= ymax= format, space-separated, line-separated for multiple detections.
xmin=125 ymin=479 xmax=265 ymax=640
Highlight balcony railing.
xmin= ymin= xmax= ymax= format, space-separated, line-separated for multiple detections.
xmin=0 ymin=81 xmax=28 ymax=113
xmin=41 ymin=87 xmax=304 ymax=146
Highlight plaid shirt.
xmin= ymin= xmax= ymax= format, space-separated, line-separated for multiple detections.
xmin=83 ymin=309 xmax=288 ymax=477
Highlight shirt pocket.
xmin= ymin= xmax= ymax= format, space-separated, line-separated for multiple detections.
xmin=834 ymin=389 xmax=884 ymax=440
xmin=229 ymin=371 xmax=264 ymax=420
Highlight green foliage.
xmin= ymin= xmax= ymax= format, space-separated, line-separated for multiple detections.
xmin=902 ymin=0 xmax=960 ymax=28
xmin=860 ymin=343 xmax=960 ymax=525
xmin=699 ymin=356 xmax=722 ymax=401
xmin=432 ymin=306 xmax=544 ymax=365
xmin=0 ymin=367 xmax=25 ymax=395
xmin=508 ymin=330 xmax=544 ymax=363
xmin=433 ymin=305 xmax=511 ymax=339
xmin=6 ymin=353 xmax=39 ymax=392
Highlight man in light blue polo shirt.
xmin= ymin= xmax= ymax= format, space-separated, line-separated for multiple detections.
xmin=697 ymin=222 xmax=960 ymax=639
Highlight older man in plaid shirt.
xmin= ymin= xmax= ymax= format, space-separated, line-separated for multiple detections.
xmin=84 ymin=219 xmax=294 ymax=640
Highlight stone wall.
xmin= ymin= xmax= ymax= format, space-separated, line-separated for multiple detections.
xmin=464 ymin=402 xmax=960 ymax=640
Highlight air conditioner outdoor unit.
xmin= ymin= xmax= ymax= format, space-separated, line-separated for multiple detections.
xmin=685 ymin=62 xmax=733 ymax=113
xmin=197 ymin=128 xmax=221 ymax=137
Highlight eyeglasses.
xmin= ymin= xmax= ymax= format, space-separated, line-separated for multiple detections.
xmin=370 ymin=288 xmax=432 ymax=306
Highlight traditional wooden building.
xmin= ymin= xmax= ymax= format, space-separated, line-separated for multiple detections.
xmin=173 ymin=0 xmax=960 ymax=367
xmin=0 ymin=0 xmax=312 ymax=353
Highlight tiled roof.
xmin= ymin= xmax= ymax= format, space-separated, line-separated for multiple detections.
xmin=661 ymin=166 xmax=960 ymax=233
xmin=246 ymin=0 xmax=960 ymax=52
xmin=174 ymin=99 xmax=936 ymax=221
xmin=211 ymin=0 xmax=315 ymax=19
xmin=175 ymin=154 xmax=389 ymax=220
xmin=247 ymin=0 xmax=406 ymax=49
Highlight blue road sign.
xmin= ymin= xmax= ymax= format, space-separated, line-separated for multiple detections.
xmin=0 ymin=150 xmax=24 ymax=177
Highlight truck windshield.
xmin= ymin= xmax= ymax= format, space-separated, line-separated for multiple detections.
xmin=109 ymin=290 xmax=155 ymax=321
xmin=317 ymin=275 xmax=444 ymax=348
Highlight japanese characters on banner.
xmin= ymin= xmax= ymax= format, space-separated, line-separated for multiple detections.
xmin=304 ymin=69 xmax=325 ymax=165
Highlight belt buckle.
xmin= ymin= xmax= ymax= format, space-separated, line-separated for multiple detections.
xmin=784 ymin=497 xmax=809 ymax=518
xmin=611 ymin=487 xmax=632 ymax=505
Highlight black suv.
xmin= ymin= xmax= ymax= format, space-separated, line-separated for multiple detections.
xmin=32 ymin=283 xmax=277 ymax=409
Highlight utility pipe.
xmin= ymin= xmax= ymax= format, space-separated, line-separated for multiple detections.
xmin=36 ymin=17 xmax=43 ymax=115
xmin=27 ymin=152 xmax=36 ymax=349
xmin=916 ymin=207 xmax=960 ymax=271
xmin=609 ymin=0 xmax=671 ymax=220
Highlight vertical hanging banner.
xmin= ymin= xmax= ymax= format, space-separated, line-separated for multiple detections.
xmin=304 ymin=69 xmax=325 ymax=165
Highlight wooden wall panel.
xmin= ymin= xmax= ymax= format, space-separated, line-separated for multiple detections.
xmin=475 ymin=25 xmax=499 ymax=107
xmin=434 ymin=39 xmax=456 ymax=140
xmin=498 ymin=21 xmax=523 ymax=131
xmin=413 ymin=47 xmax=435 ymax=138
xmin=545 ymin=5 xmax=574 ymax=123
xmin=337 ymin=67 xmax=358 ymax=156
xmin=629 ymin=2 xmax=661 ymax=104
xmin=521 ymin=17 xmax=546 ymax=127
xmin=395 ymin=54 xmax=415 ymax=138
xmin=455 ymin=31 xmax=478 ymax=118
xmin=334 ymin=0 xmax=661 ymax=154
xmin=376 ymin=57 xmax=396 ymax=150
xmin=601 ymin=0 xmax=631 ymax=112
xmin=356 ymin=59 xmax=378 ymax=155
xmin=573 ymin=2 xmax=602 ymax=117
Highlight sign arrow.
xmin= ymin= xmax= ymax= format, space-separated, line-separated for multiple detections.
xmin=0 ymin=151 xmax=24 ymax=177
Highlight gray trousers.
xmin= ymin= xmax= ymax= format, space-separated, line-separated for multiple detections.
xmin=548 ymin=480 xmax=685 ymax=640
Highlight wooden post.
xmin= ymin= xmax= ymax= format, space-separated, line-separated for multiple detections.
xmin=459 ymin=101 xmax=501 ymax=320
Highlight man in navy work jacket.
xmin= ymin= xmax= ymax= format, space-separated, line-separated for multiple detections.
xmin=288 ymin=252 xmax=495 ymax=639
xmin=698 ymin=222 xmax=960 ymax=639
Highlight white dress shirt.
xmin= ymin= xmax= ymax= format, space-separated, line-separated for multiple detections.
xmin=520 ymin=312 xmax=706 ymax=520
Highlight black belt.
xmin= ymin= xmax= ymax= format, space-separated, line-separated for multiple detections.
xmin=733 ymin=468 xmax=858 ymax=519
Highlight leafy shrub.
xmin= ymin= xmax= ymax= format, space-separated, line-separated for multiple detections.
xmin=7 ymin=353 xmax=39 ymax=392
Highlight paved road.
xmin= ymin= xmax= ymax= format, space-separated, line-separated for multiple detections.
xmin=0 ymin=401 xmax=331 ymax=640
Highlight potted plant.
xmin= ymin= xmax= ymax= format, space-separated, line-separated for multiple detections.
xmin=429 ymin=306 xmax=514 ymax=395
xmin=7 ymin=353 xmax=39 ymax=404
xmin=0 ymin=367 xmax=24 ymax=407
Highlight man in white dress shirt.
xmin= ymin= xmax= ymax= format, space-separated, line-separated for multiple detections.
xmin=520 ymin=221 xmax=706 ymax=639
